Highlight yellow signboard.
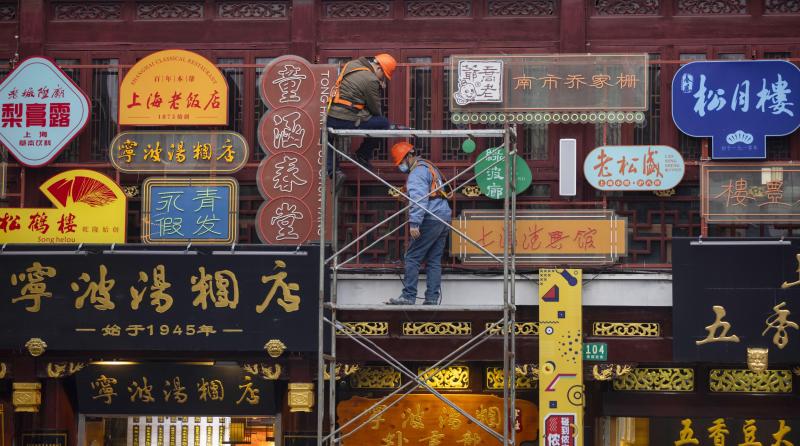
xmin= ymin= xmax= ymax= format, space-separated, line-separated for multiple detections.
xmin=338 ymin=394 xmax=538 ymax=446
xmin=539 ymin=269 xmax=583 ymax=446
xmin=451 ymin=210 xmax=626 ymax=265
xmin=119 ymin=49 xmax=228 ymax=126
xmin=0 ymin=169 xmax=126 ymax=244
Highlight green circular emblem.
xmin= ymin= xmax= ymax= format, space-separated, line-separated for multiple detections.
xmin=474 ymin=146 xmax=532 ymax=199
xmin=461 ymin=138 xmax=476 ymax=154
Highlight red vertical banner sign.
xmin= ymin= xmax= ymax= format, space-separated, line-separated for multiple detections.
xmin=256 ymin=56 xmax=334 ymax=244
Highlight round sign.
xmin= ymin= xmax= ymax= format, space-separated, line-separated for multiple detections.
xmin=461 ymin=138 xmax=476 ymax=154
xmin=256 ymin=198 xmax=314 ymax=245
xmin=259 ymin=55 xmax=316 ymax=109
xmin=257 ymin=153 xmax=315 ymax=200
xmin=474 ymin=146 xmax=533 ymax=199
xmin=257 ymin=107 xmax=316 ymax=155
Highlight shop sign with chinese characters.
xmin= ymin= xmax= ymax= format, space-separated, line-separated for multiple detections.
xmin=539 ymin=269 xmax=583 ymax=446
xmin=673 ymin=238 xmax=800 ymax=364
xmin=0 ymin=246 xmax=320 ymax=352
xmin=256 ymin=55 xmax=334 ymax=245
xmin=141 ymin=177 xmax=238 ymax=244
xmin=0 ymin=57 xmax=90 ymax=167
xmin=76 ymin=364 xmax=276 ymax=415
xmin=119 ymin=49 xmax=227 ymax=126
xmin=702 ymin=163 xmax=800 ymax=223
xmin=650 ymin=418 xmax=797 ymax=446
xmin=337 ymin=394 xmax=538 ymax=446
xmin=110 ymin=131 xmax=248 ymax=174
xmin=0 ymin=169 xmax=126 ymax=244
xmin=451 ymin=209 xmax=627 ymax=265
xmin=584 ymin=145 xmax=684 ymax=191
xmin=672 ymin=60 xmax=800 ymax=159
xmin=449 ymin=54 xmax=647 ymax=113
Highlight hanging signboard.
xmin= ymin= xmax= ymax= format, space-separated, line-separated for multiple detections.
xmin=650 ymin=418 xmax=798 ymax=446
xmin=110 ymin=131 xmax=248 ymax=174
xmin=119 ymin=49 xmax=228 ymax=126
xmin=338 ymin=395 xmax=538 ymax=446
xmin=584 ymin=145 xmax=684 ymax=191
xmin=0 ymin=245 xmax=319 ymax=352
xmin=76 ymin=364 xmax=276 ymax=415
xmin=702 ymin=163 xmax=800 ymax=223
xmin=0 ymin=57 xmax=90 ymax=167
xmin=474 ymin=146 xmax=532 ymax=199
xmin=0 ymin=169 xmax=126 ymax=244
xmin=256 ymin=55 xmax=334 ymax=245
xmin=539 ymin=269 xmax=583 ymax=446
xmin=141 ymin=177 xmax=238 ymax=244
xmin=672 ymin=60 xmax=800 ymax=159
xmin=673 ymin=238 xmax=800 ymax=364
xmin=449 ymin=54 xmax=648 ymax=124
xmin=451 ymin=209 xmax=627 ymax=265
xmin=21 ymin=432 xmax=67 ymax=446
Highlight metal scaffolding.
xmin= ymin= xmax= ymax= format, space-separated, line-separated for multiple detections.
xmin=317 ymin=126 xmax=519 ymax=446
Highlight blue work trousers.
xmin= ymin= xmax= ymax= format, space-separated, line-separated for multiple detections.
xmin=326 ymin=115 xmax=390 ymax=174
xmin=401 ymin=217 xmax=449 ymax=303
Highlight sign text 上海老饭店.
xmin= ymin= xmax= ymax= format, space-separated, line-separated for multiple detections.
xmin=0 ymin=246 xmax=320 ymax=353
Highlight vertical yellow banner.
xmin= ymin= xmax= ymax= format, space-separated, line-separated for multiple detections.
xmin=538 ymin=269 xmax=583 ymax=446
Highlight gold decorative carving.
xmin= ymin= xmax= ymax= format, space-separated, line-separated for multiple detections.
xmin=653 ymin=188 xmax=676 ymax=197
xmin=592 ymin=322 xmax=660 ymax=337
xmin=46 ymin=362 xmax=86 ymax=378
xmin=417 ymin=366 xmax=469 ymax=389
xmin=12 ymin=382 xmax=42 ymax=412
xmin=709 ymin=369 xmax=792 ymax=393
xmin=350 ymin=366 xmax=401 ymax=389
xmin=242 ymin=363 xmax=282 ymax=380
xmin=0 ymin=362 xmax=6 ymax=379
xmin=747 ymin=348 xmax=768 ymax=372
xmin=485 ymin=322 xmax=539 ymax=336
xmin=25 ymin=338 xmax=47 ymax=357
xmin=287 ymin=383 xmax=314 ymax=413
xmin=612 ymin=368 xmax=694 ymax=391
xmin=462 ymin=185 xmax=482 ymax=197
xmin=402 ymin=322 xmax=471 ymax=336
xmin=486 ymin=366 xmax=537 ymax=390
xmin=122 ymin=185 xmax=140 ymax=198
xmin=592 ymin=364 xmax=633 ymax=381
xmin=793 ymin=367 xmax=800 ymax=376
xmin=337 ymin=322 xmax=389 ymax=336
xmin=264 ymin=339 xmax=286 ymax=358
xmin=324 ymin=364 xmax=360 ymax=380
xmin=388 ymin=187 xmax=401 ymax=198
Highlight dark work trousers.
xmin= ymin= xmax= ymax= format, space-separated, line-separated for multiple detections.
xmin=326 ymin=115 xmax=390 ymax=175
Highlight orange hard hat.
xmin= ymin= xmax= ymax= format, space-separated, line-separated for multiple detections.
xmin=375 ymin=53 xmax=397 ymax=80
xmin=390 ymin=141 xmax=414 ymax=165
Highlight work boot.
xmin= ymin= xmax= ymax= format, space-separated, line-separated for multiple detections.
xmin=334 ymin=169 xmax=346 ymax=193
xmin=354 ymin=152 xmax=374 ymax=171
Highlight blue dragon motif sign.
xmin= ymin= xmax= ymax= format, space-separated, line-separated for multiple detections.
xmin=672 ymin=60 xmax=800 ymax=159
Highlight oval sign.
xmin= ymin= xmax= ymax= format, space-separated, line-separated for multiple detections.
xmin=584 ymin=145 xmax=684 ymax=191
xmin=110 ymin=130 xmax=248 ymax=174
xmin=474 ymin=146 xmax=532 ymax=199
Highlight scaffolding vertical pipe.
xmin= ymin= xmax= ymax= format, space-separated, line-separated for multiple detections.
xmin=509 ymin=125 xmax=518 ymax=446
xmin=317 ymin=124 xmax=328 ymax=446
xmin=501 ymin=124 xmax=511 ymax=446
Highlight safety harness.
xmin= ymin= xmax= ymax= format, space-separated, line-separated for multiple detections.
xmin=327 ymin=61 xmax=372 ymax=111
xmin=416 ymin=159 xmax=452 ymax=200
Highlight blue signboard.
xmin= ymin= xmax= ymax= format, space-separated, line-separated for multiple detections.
xmin=142 ymin=177 xmax=238 ymax=244
xmin=672 ymin=60 xmax=800 ymax=159
xmin=584 ymin=145 xmax=684 ymax=191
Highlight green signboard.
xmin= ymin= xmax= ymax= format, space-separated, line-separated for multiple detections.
xmin=583 ymin=342 xmax=607 ymax=361
xmin=474 ymin=146 xmax=532 ymax=199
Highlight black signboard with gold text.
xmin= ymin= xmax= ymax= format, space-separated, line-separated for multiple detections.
xmin=0 ymin=245 xmax=320 ymax=352
xmin=76 ymin=364 xmax=276 ymax=415
xmin=21 ymin=432 xmax=67 ymax=446
xmin=650 ymin=418 xmax=797 ymax=446
xmin=673 ymin=238 xmax=800 ymax=364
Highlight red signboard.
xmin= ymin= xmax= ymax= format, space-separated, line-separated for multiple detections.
xmin=255 ymin=56 xmax=333 ymax=245
xmin=543 ymin=414 xmax=577 ymax=446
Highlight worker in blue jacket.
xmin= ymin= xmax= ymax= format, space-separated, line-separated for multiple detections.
xmin=386 ymin=142 xmax=452 ymax=305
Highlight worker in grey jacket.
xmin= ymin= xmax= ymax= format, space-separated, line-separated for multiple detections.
xmin=386 ymin=142 xmax=452 ymax=305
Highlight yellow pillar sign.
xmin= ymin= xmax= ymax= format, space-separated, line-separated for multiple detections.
xmin=539 ymin=269 xmax=583 ymax=446
xmin=0 ymin=169 xmax=127 ymax=244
